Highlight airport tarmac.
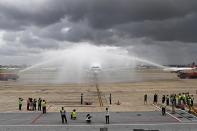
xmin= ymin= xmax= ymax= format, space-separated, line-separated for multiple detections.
xmin=1 ymin=69 xmax=197 ymax=130
xmin=0 ymin=111 xmax=178 ymax=125
xmin=0 ymin=111 xmax=197 ymax=131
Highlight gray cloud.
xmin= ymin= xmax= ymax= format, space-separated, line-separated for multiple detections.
xmin=0 ymin=43 xmax=40 ymax=56
xmin=0 ymin=1 xmax=66 ymax=30
xmin=114 ymin=13 xmax=197 ymax=42
xmin=0 ymin=0 xmax=197 ymax=64
xmin=1 ymin=0 xmax=197 ymax=42
xmin=45 ymin=0 xmax=196 ymax=28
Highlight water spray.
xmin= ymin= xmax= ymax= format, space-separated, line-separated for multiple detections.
xmin=18 ymin=44 xmax=166 ymax=83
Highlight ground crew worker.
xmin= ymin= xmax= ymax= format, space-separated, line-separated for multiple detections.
xmin=191 ymin=95 xmax=194 ymax=107
xmin=183 ymin=93 xmax=186 ymax=104
xmin=42 ymin=100 xmax=47 ymax=114
xmin=33 ymin=98 xmax=37 ymax=111
xmin=170 ymin=94 xmax=173 ymax=105
xmin=174 ymin=94 xmax=177 ymax=106
xmin=71 ymin=109 xmax=77 ymax=120
xmin=153 ymin=93 xmax=158 ymax=104
xmin=60 ymin=107 xmax=67 ymax=124
xmin=38 ymin=98 xmax=42 ymax=111
xmin=105 ymin=107 xmax=110 ymax=124
xmin=188 ymin=97 xmax=192 ymax=113
xmin=189 ymin=97 xmax=191 ymax=105
xmin=173 ymin=95 xmax=176 ymax=106
xmin=18 ymin=98 xmax=23 ymax=111
xmin=144 ymin=94 xmax=147 ymax=104
xmin=161 ymin=103 xmax=166 ymax=116
xmin=186 ymin=94 xmax=190 ymax=104
xmin=162 ymin=95 xmax=165 ymax=104
xmin=27 ymin=98 xmax=30 ymax=110
xmin=172 ymin=98 xmax=175 ymax=114
xmin=86 ymin=114 xmax=92 ymax=123
xmin=29 ymin=98 xmax=33 ymax=111
xmin=166 ymin=95 xmax=169 ymax=106
xmin=178 ymin=93 xmax=181 ymax=106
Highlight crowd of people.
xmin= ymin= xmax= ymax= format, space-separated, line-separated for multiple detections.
xmin=144 ymin=92 xmax=195 ymax=115
xmin=59 ymin=108 xmax=80 ymax=124
xmin=17 ymin=92 xmax=196 ymax=124
xmin=144 ymin=92 xmax=194 ymax=106
xmin=18 ymin=98 xmax=110 ymax=124
xmin=18 ymin=97 xmax=47 ymax=114
xmin=59 ymin=107 xmax=110 ymax=124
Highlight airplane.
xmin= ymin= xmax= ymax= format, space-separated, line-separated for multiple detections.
xmin=89 ymin=63 xmax=102 ymax=74
xmin=88 ymin=63 xmax=134 ymax=74
xmin=89 ymin=61 xmax=197 ymax=74
xmin=40 ymin=67 xmax=58 ymax=72
xmin=163 ymin=62 xmax=196 ymax=73
xmin=0 ymin=68 xmax=19 ymax=81
xmin=163 ymin=67 xmax=196 ymax=73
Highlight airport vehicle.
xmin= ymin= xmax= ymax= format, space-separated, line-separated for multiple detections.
xmin=177 ymin=70 xmax=197 ymax=79
xmin=0 ymin=73 xmax=19 ymax=80
xmin=0 ymin=73 xmax=19 ymax=81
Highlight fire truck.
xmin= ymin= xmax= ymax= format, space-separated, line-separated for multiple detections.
xmin=177 ymin=69 xmax=197 ymax=79
xmin=0 ymin=69 xmax=19 ymax=81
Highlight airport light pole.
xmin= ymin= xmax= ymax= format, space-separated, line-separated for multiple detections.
xmin=81 ymin=93 xmax=83 ymax=105
xmin=109 ymin=93 xmax=112 ymax=105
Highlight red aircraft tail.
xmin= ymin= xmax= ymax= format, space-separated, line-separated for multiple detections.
xmin=192 ymin=62 xmax=196 ymax=68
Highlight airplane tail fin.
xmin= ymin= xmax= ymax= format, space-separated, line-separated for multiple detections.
xmin=192 ymin=62 xmax=196 ymax=68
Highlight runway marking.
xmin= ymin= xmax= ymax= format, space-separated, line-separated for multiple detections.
xmin=152 ymin=104 xmax=181 ymax=122
xmin=31 ymin=105 xmax=52 ymax=124
xmin=96 ymin=83 xmax=103 ymax=107
xmin=0 ymin=122 xmax=196 ymax=127
xmin=31 ymin=113 xmax=43 ymax=124
xmin=178 ymin=108 xmax=197 ymax=119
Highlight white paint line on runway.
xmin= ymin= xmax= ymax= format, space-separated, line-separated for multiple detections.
xmin=152 ymin=104 xmax=182 ymax=122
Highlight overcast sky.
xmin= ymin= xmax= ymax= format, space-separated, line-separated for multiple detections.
xmin=0 ymin=0 xmax=197 ymax=65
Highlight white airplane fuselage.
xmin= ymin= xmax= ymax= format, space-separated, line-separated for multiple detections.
xmin=163 ymin=67 xmax=196 ymax=73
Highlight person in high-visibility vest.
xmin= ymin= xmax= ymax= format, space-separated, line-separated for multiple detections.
xmin=71 ymin=109 xmax=77 ymax=120
xmin=18 ymin=98 xmax=23 ymax=111
xmin=60 ymin=107 xmax=67 ymax=124
xmin=178 ymin=94 xmax=181 ymax=106
xmin=42 ymin=100 xmax=47 ymax=114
